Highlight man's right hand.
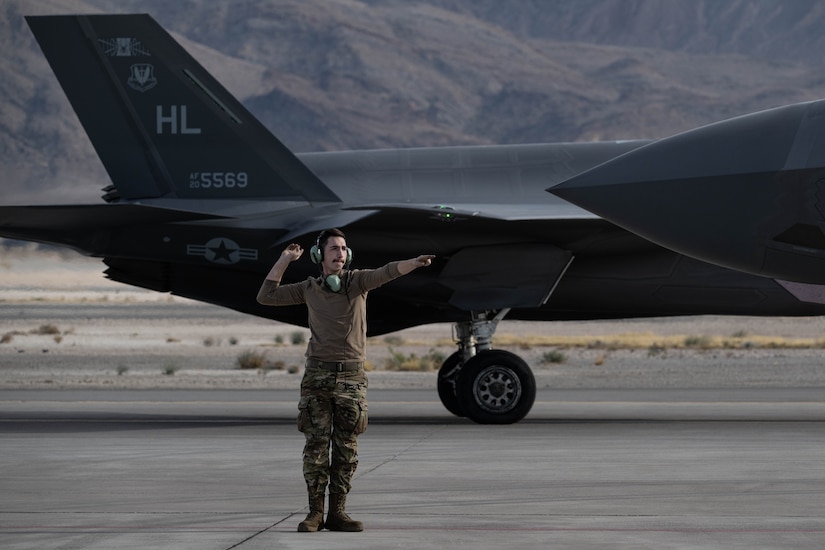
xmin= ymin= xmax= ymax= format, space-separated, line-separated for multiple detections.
xmin=282 ymin=243 xmax=304 ymax=262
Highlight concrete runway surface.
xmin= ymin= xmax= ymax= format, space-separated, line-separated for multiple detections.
xmin=2 ymin=388 xmax=825 ymax=549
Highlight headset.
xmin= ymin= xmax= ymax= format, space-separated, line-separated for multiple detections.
xmin=310 ymin=230 xmax=353 ymax=292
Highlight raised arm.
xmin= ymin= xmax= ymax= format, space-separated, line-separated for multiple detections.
xmin=257 ymin=243 xmax=304 ymax=304
xmin=264 ymin=243 xmax=304 ymax=282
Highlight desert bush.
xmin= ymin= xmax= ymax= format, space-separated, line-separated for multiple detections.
xmin=647 ymin=343 xmax=666 ymax=357
xmin=684 ymin=335 xmax=712 ymax=348
xmin=384 ymin=348 xmax=445 ymax=371
xmin=541 ymin=350 xmax=566 ymax=364
xmin=32 ymin=324 xmax=60 ymax=335
xmin=237 ymin=349 xmax=267 ymax=369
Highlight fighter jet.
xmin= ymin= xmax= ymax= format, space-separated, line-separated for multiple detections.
xmin=4 ymin=14 xmax=825 ymax=424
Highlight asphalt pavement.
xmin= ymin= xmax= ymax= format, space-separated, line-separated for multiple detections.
xmin=2 ymin=388 xmax=825 ymax=549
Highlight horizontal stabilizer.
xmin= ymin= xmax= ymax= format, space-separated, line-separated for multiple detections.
xmin=0 ymin=204 xmax=224 ymax=250
xmin=0 ymin=204 xmax=224 ymax=229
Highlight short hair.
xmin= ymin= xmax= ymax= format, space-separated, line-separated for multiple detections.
xmin=317 ymin=228 xmax=346 ymax=250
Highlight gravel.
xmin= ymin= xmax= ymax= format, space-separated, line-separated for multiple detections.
xmin=2 ymin=297 xmax=825 ymax=391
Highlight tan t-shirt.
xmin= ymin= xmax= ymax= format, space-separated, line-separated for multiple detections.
xmin=257 ymin=262 xmax=402 ymax=362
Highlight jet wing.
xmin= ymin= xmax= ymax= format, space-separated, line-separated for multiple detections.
xmin=0 ymin=204 xmax=226 ymax=252
xmin=345 ymin=200 xmax=598 ymax=222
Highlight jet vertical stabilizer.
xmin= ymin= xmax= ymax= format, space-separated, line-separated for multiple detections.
xmin=26 ymin=14 xmax=340 ymax=204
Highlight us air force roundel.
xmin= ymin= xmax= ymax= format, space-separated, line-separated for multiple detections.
xmin=187 ymin=238 xmax=258 ymax=264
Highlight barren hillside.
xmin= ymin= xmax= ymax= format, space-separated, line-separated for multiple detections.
xmin=3 ymin=0 xmax=825 ymax=203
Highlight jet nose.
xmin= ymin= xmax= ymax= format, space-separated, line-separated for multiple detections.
xmin=550 ymin=100 xmax=825 ymax=284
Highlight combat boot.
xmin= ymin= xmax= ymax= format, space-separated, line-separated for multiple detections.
xmin=326 ymin=493 xmax=364 ymax=532
xmin=297 ymin=490 xmax=325 ymax=532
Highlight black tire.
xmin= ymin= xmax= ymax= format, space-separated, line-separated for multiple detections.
xmin=456 ymin=350 xmax=536 ymax=424
xmin=437 ymin=351 xmax=465 ymax=417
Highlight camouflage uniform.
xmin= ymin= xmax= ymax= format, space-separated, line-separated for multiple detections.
xmin=257 ymin=262 xmax=402 ymax=496
xmin=298 ymin=365 xmax=368 ymax=495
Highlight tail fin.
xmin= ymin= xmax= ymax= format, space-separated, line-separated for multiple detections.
xmin=26 ymin=14 xmax=339 ymax=204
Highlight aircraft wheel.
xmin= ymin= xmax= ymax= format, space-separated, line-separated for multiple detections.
xmin=437 ymin=351 xmax=465 ymax=417
xmin=456 ymin=350 xmax=535 ymax=424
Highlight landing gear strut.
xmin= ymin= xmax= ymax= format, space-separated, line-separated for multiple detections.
xmin=437 ymin=309 xmax=536 ymax=424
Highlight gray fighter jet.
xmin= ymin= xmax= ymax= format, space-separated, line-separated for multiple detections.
xmin=3 ymin=14 xmax=825 ymax=424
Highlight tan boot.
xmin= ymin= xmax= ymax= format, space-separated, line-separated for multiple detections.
xmin=297 ymin=490 xmax=325 ymax=532
xmin=326 ymin=493 xmax=364 ymax=532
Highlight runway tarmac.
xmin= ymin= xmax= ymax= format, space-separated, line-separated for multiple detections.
xmin=2 ymin=388 xmax=825 ymax=549
xmin=3 ymin=296 xmax=825 ymax=547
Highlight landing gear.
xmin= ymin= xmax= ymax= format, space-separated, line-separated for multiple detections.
xmin=436 ymin=310 xmax=536 ymax=424
xmin=457 ymin=350 xmax=534 ymax=424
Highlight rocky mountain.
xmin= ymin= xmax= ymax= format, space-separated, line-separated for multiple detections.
xmin=3 ymin=0 xmax=825 ymax=203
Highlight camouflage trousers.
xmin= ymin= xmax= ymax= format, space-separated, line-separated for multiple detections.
xmin=297 ymin=364 xmax=369 ymax=495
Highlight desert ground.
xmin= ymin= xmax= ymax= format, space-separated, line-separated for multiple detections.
xmin=3 ymin=245 xmax=825 ymax=391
